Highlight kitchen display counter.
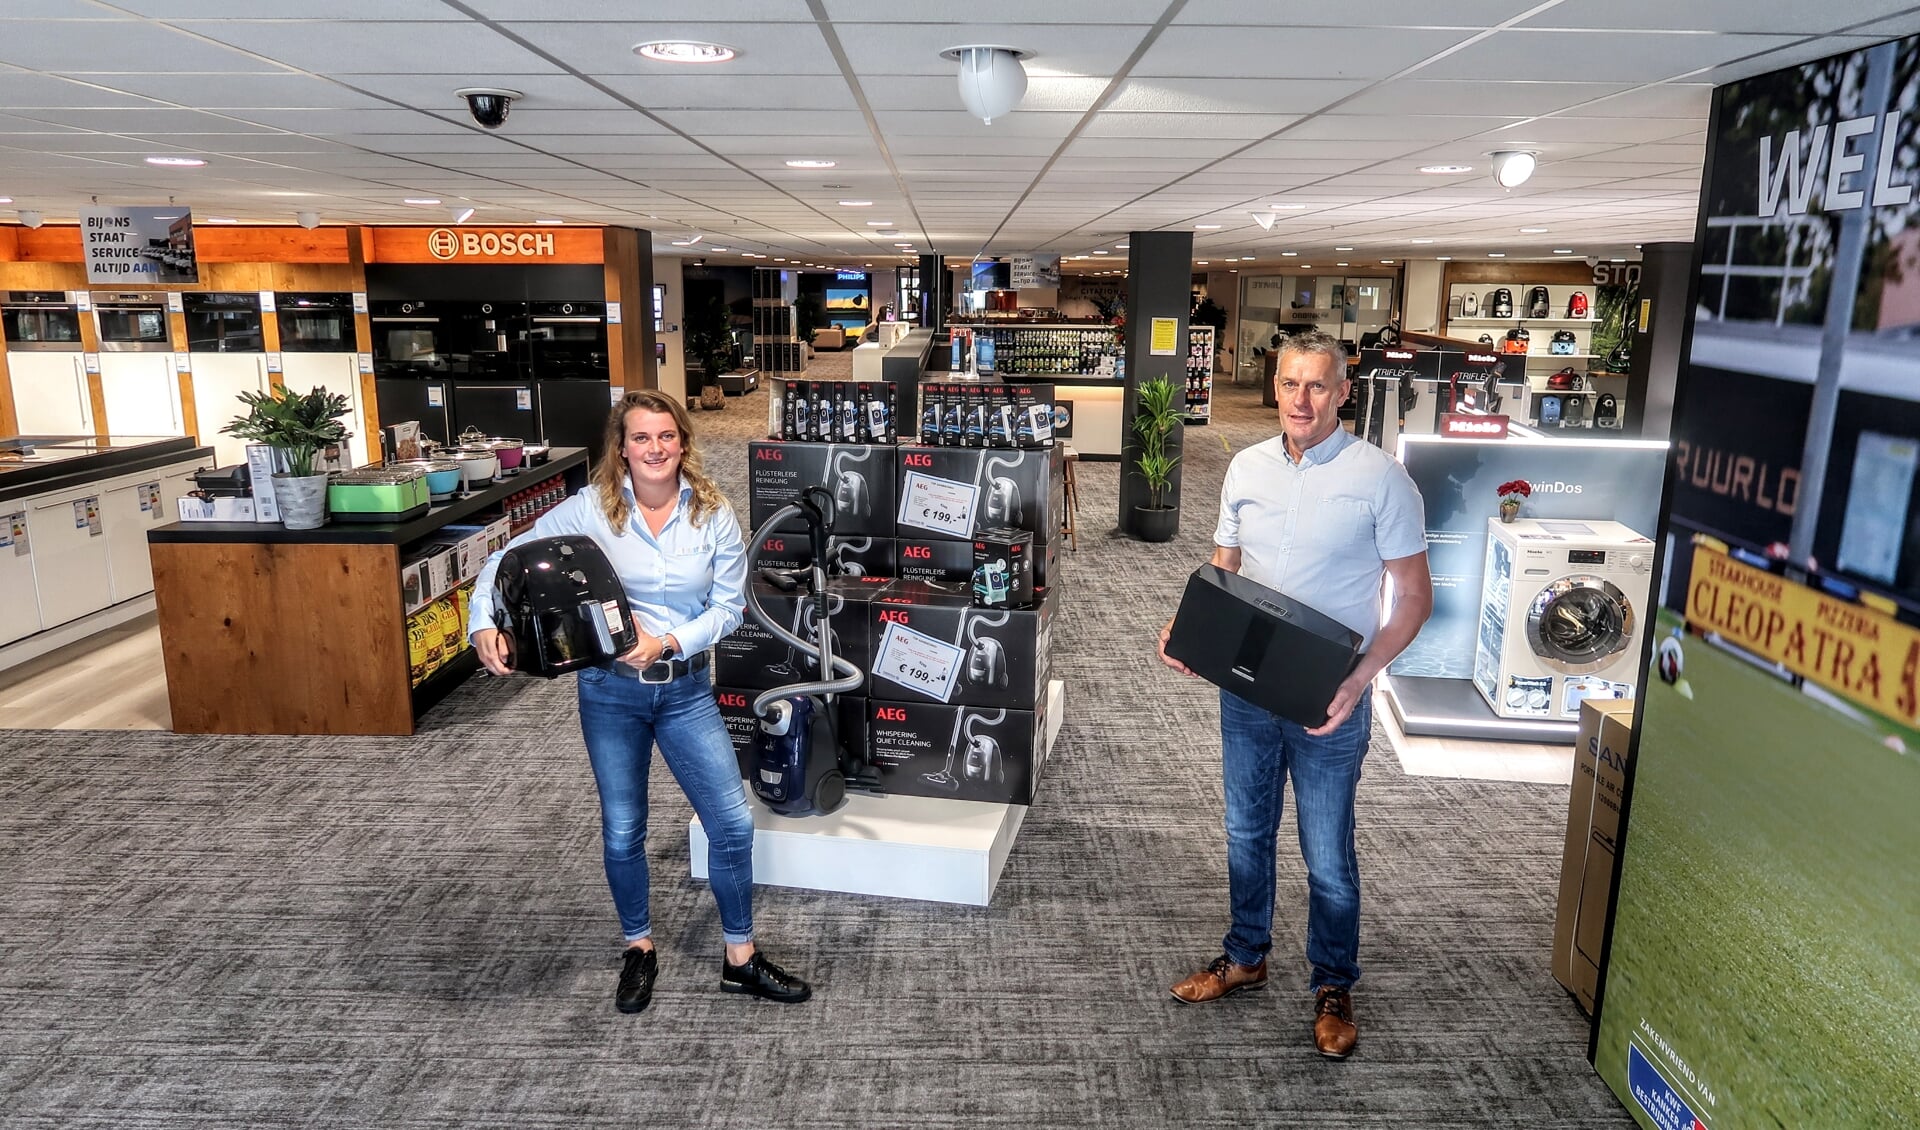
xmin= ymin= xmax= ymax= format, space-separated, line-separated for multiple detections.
xmin=0 ymin=434 xmax=207 ymax=503
xmin=147 ymin=447 xmax=587 ymax=736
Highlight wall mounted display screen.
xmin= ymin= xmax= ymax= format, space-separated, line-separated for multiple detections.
xmin=1593 ymin=33 xmax=1920 ymax=1130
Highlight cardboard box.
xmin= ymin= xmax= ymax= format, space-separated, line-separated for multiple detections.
xmin=176 ymin=496 xmax=256 ymax=522
xmin=748 ymin=440 xmax=897 ymax=538
xmin=751 ymin=533 xmax=896 ymax=579
xmin=893 ymin=443 xmax=1064 ymax=545
xmin=1554 ymin=697 xmax=1636 ymax=1014
xmin=244 ymin=443 xmax=284 ymax=523
xmin=971 ymin=526 xmax=1034 ymax=609
xmin=868 ymin=580 xmax=1053 ymax=709
xmin=714 ymin=686 xmax=868 ymax=781
xmin=896 ymin=536 xmax=976 ymax=584
xmin=866 ymin=693 xmax=1051 ymax=804
xmin=713 ymin=575 xmax=894 ymax=691
xmin=400 ymin=558 xmax=430 ymax=615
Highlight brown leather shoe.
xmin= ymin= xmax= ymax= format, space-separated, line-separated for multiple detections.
xmin=1170 ymin=954 xmax=1267 ymax=1003
xmin=1313 ymin=986 xmax=1357 ymax=1058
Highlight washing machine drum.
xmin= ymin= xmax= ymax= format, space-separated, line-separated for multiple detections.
xmin=1525 ymin=576 xmax=1634 ymax=673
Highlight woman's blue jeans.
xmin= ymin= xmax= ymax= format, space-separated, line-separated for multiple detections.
xmin=577 ymin=664 xmax=755 ymax=946
xmin=1218 ymin=689 xmax=1370 ymax=990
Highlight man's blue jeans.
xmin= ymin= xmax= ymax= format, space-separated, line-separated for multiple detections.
xmin=1219 ymin=689 xmax=1370 ymax=989
xmin=577 ymin=664 xmax=755 ymax=946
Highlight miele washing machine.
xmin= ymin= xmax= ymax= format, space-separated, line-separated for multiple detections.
xmin=1473 ymin=517 xmax=1655 ymax=721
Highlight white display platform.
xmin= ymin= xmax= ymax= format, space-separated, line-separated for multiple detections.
xmin=691 ymin=679 xmax=1064 ymax=907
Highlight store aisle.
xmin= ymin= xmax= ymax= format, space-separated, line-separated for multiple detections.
xmin=0 ymin=380 xmax=1630 ymax=1128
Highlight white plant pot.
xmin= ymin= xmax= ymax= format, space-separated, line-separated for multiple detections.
xmin=273 ymin=472 xmax=331 ymax=530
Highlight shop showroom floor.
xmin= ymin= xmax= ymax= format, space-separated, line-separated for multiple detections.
xmin=0 ymin=382 xmax=1630 ymax=1128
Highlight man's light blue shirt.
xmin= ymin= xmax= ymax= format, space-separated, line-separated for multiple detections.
xmin=467 ymin=478 xmax=748 ymax=656
xmin=1213 ymin=428 xmax=1426 ymax=650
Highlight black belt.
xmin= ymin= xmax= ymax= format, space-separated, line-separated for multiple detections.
xmin=608 ymin=651 xmax=708 ymax=684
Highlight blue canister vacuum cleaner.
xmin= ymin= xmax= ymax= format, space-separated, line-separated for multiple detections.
xmin=743 ymin=485 xmax=879 ymax=816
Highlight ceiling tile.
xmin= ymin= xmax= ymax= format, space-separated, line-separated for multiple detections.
xmin=1135 ymin=26 xmax=1478 ymax=80
xmin=510 ymin=21 xmax=838 ymax=75
xmin=1519 ymin=0 xmax=1920 ymax=34
xmin=834 ymin=23 xmax=1149 ymax=79
xmin=1 ymin=21 xmax=274 ymax=72
xmin=859 ymin=75 xmax=1108 ymax=113
xmin=175 ymin=20 xmax=563 ymax=75
xmin=1105 ymin=77 xmax=1366 ymax=115
xmin=1417 ymin=29 xmax=1802 ymax=82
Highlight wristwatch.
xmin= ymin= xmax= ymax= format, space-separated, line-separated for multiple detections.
xmin=658 ymin=639 xmax=678 ymax=663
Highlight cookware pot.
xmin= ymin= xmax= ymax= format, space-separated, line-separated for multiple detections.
xmin=389 ymin=458 xmax=463 ymax=499
xmin=446 ymin=448 xmax=498 ymax=488
xmin=487 ymin=437 xmax=525 ymax=471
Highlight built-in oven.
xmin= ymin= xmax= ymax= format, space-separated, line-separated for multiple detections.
xmin=92 ymin=291 xmax=173 ymax=352
xmin=525 ymin=300 xmax=609 ymax=380
xmin=276 ymin=292 xmax=357 ymax=352
xmin=370 ymin=299 xmax=522 ymax=377
xmin=2 ymin=291 xmax=84 ymax=351
xmin=181 ymin=292 xmax=264 ymax=353
xmin=371 ymin=299 xmax=444 ymax=376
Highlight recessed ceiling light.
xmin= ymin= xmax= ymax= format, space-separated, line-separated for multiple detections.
xmin=1092 ymin=250 xmax=1108 ymax=255
xmin=838 ymin=200 xmax=873 ymax=207
xmin=874 ymin=228 xmax=899 ymax=236
xmin=865 ymin=220 xmax=893 ymax=226
xmin=709 ymin=246 xmax=728 ymax=251
xmin=1337 ymin=262 xmax=1349 ymax=267
xmin=1381 ymin=259 xmax=1395 ymax=264
xmin=204 ymin=216 xmax=238 ymax=224
xmin=1196 ymin=261 xmax=1209 ymax=266
xmin=1519 ymin=227 xmax=1549 ymax=233
xmin=403 ymin=197 xmax=441 ymax=205
xmin=144 ymin=155 xmax=206 ymax=167
xmin=1269 ymin=203 xmax=1306 ymax=210
xmin=785 ymin=159 xmax=836 ymax=168
xmin=0 ymin=197 xmax=12 ymax=205
xmin=865 ymin=262 xmax=873 ymax=266
xmin=634 ymin=41 xmax=737 ymax=64
xmin=535 ymin=218 xmax=564 ymax=224
xmin=1488 ymin=252 xmax=1506 ymax=258
xmin=1435 ymin=255 xmax=1452 ymax=261
xmin=1280 ymin=251 xmax=1297 ymax=257
xmin=1409 ymin=238 xmax=1434 ymax=244
xmin=895 ymin=242 xmax=913 ymax=247
xmin=1300 ymin=264 xmax=1311 ymax=268
xmin=1195 ymin=223 xmax=1223 ymax=229
xmin=1334 ymin=246 xmax=1353 ymax=252
xmin=1418 ymin=164 xmax=1473 ymax=174
xmin=1611 ymin=257 xmax=1627 ymax=263
xmin=774 ymin=258 xmax=786 ymax=262
xmin=1116 ymin=243 xmax=1129 ymax=249
xmin=1230 ymin=269 xmax=1238 ymax=273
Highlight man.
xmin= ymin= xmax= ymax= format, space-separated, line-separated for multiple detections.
xmin=1158 ymin=330 xmax=1432 ymax=1059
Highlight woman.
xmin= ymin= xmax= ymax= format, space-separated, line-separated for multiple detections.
xmin=468 ymin=389 xmax=810 ymax=1015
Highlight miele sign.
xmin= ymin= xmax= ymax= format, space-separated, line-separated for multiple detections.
xmin=427 ymin=228 xmax=556 ymax=260
xmin=366 ymin=225 xmax=602 ymax=264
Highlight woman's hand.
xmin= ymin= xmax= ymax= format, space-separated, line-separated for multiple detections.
xmin=616 ymin=626 xmax=665 ymax=670
xmin=473 ymin=628 xmax=514 ymax=677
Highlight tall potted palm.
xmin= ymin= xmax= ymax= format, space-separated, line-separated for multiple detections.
xmin=222 ymin=385 xmax=349 ymax=529
xmin=1130 ymin=375 xmax=1183 ymax=543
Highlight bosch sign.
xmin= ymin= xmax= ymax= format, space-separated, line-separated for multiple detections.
xmin=427 ymin=228 xmax=558 ymax=260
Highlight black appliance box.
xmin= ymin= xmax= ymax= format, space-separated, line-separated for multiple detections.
xmin=867 ymin=580 xmax=1054 ymax=709
xmin=1163 ymin=563 xmax=1363 ymax=729
xmin=751 ymin=533 xmax=896 ymax=579
xmin=971 ymin=526 xmax=1035 ymax=609
xmin=713 ymin=575 xmax=894 ymax=691
xmin=747 ymin=440 xmax=896 ymax=538
xmin=892 ymin=443 xmax=1063 ymax=545
xmin=715 ymin=687 xmax=868 ymax=782
xmin=899 ymin=534 xmax=1057 ymax=588
xmin=865 ymin=693 xmax=1052 ymax=805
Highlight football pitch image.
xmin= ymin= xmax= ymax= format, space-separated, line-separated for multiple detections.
xmin=1595 ymin=611 xmax=1920 ymax=1127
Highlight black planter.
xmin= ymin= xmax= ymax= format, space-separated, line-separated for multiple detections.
xmin=1133 ymin=505 xmax=1179 ymax=543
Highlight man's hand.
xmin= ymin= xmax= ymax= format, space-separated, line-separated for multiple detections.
xmin=1308 ymin=672 xmax=1370 ymax=737
xmin=472 ymin=628 xmax=514 ymax=677
xmin=1157 ymin=616 xmax=1195 ymax=676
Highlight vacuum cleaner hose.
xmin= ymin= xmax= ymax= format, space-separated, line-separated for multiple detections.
xmin=745 ymin=500 xmax=863 ymax=715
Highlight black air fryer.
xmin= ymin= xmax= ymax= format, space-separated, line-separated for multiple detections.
xmin=489 ymin=535 xmax=639 ymax=677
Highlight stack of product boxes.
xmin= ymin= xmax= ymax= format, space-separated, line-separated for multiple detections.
xmin=399 ymin=516 xmax=511 ymax=687
xmin=715 ymin=377 xmax=1063 ymax=805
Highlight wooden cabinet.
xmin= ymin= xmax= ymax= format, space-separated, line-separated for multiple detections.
xmin=104 ymin=466 xmax=197 ymax=602
xmin=8 ymin=352 xmax=93 ymax=434
xmin=187 ymin=352 xmax=268 ymax=465
xmin=26 ymin=484 xmax=113 ymax=626
xmin=99 ymin=352 xmax=185 ymax=437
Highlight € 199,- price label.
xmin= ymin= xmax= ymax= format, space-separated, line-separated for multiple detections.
xmin=873 ymin=621 xmax=965 ymax=703
xmin=897 ymin=471 xmax=977 ymax=538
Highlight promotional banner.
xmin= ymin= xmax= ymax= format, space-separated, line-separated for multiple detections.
xmin=1389 ymin=435 xmax=1668 ymax=680
xmin=1595 ymin=34 xmax=1920 ymax=1129
xmin=81 ymin=205 xmax=197 ymax=284
xmin=1008 ymin=254 xmax=1059 ymax=289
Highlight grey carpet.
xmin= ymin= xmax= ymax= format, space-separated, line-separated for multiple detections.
xmin=0 ymin=379 xmax=1633 ymax=1128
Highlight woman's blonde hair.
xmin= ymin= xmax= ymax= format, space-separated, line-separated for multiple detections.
xmin=592 ymin=389 xmax=729 ymax=532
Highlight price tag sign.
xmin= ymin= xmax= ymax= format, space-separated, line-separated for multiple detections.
xmin=351 ymin=292 xmax=368 ymax=314
xmin=71 ymin=291 xmax=91 ymax=312
xmin=357 ymin=352 xmax=373 ymax=374
xmin=897 ymin=471 xmax=977 ymax=538
xmin=258 ymin=291 xmax=275 ymax=313
xmin=516 ymin=389 xmax=532 ymax=411
xmin=174 ymin=352 xmax=190 ymax=373
xmin=138 ymin=481 xmax=160 ymax=514
xmin=873 ymin=621 xmax=965 ymax=703
xmin=166 ymin=292 xmax=183 ymax=313
xmin=427 ymin=386 xmax=444 ymax=408
xmin=266 ymin=352 xmax=283 ymax=373
xmin=606 ymin=301 xmax=622 ymax=325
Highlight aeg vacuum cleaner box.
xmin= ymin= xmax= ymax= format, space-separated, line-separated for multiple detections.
xmin=1164 ymin=564 xmax=1363 ymax=729
xmin=747 ymin=440 xmax=897 ymax=538
xmin=714 ymin=688 xmax=868 ymax=781
xmin=865 ymin=692 xmax=1053 ymax=804
xmin=713 ymin=575 xmax=894 ymax=691
xmin=751 ymin=533 xmax=897 ymax=579
xmin=899 ymin=535 xmax=1058 ymax=588
xmin=866 ymin=580 xmax=1054 ymax=709
xmin=892 ymin=444 xmax=1064 ymax=545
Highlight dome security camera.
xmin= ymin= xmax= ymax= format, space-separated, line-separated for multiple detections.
xmin=455 ymin=87 xmax=523 ymax=130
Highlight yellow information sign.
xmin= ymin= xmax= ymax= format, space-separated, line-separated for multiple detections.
xmin=1149 ymin=316 xmax=1179 ymax=356
xmin=1686 ymin=542 xmax=1920 ymax=725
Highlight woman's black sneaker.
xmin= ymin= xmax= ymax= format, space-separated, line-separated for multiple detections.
xmin=616 ymin=946 xmax=657 ymax=1014
xmin=720 ymin=952 xmax=811 ymax=1003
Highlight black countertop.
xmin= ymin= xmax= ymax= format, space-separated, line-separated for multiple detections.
xmin=146 ymin=447 xmax=588 ymax=546
xmin=0 ymin=435 xmax=213 ymax=504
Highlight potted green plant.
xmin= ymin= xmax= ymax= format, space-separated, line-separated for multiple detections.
xmin=1131 ymin=374 xmax=1183 ymax=543
xmin=685 ymin=296 xmax=732 ymax=411
xmin=222 ymin=385 xmax=349 ymax=530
